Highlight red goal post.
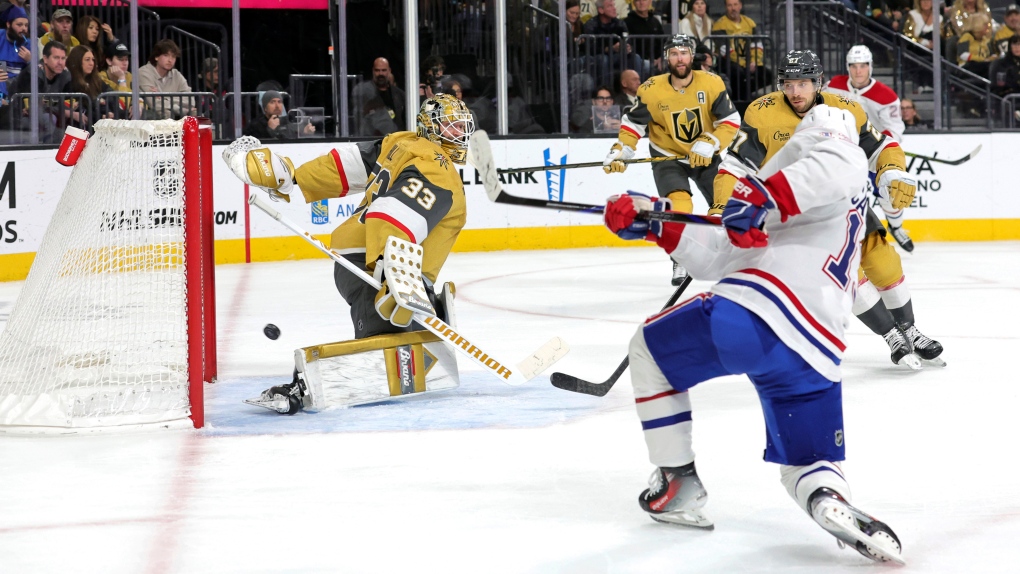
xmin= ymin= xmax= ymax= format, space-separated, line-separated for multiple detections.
xmin=0 ymin=117 xmax=216 ymax=433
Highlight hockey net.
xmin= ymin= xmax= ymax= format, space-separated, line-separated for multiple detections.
xmin=0 ymin=118 xmax=215 ymax=433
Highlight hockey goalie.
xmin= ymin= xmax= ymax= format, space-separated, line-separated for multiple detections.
xmin=223 ymin=94 xmax=475 ymax=414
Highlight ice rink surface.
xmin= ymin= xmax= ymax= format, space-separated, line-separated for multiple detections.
xmin=1 ymin=242 xmax=1018 ymax=573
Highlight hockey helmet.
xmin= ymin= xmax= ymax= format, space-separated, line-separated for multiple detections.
xmin=795 ymin=104 xmax=859 ymax=145
xmin=416 ymin=93 xmax=475 ymax=165
xmin=846 ymin=45 xmax=873 ymax=68
xmin=777 ymin=50 xmax=824 ymax=90
xmin=662 ymin=33 xmax=697 ymax=61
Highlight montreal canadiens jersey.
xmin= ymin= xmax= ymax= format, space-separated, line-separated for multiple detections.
xmin=715 ymin=91 xmax=905 ymax=205
xmin=670 ymin=130 xmax=871 ymax=381
xmin=293 ymin=132 xmax=467 ymax=282
xmin=618 ymin=70 xmax=740 ymax=161
xmin=824 ymin=75 xmax=904 ymax=142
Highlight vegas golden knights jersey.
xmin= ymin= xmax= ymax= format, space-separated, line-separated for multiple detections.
xmin=618 ymin=70 xmax=741 ymax=161
xmin=293 ymin=132 xmax=467 ymax=282
xmin=714 ymin=91 xmax=907 ymax=205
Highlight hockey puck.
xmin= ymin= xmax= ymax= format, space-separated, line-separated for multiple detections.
xmin=263 ymin=324 xmax=280 ymax=340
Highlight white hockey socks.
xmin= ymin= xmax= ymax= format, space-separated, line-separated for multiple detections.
xmin=630 ymin=327 xmax=695 ymax=468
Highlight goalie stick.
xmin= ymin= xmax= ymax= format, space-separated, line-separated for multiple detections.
xmin=904 ymin=144 xmax=981 ymax=166
xmin=549 ymin=275 xmax=692 ymax=396
xmin=498 ymin=155 xmax=675 ymax=175
xmin=466 ymin=129 xmax=722 ymax=226
xmin=248 ymin=194 xmax=569 ymax=386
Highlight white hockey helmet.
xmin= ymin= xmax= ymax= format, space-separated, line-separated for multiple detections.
xmin=846 ymin=45 xmax=873 ymax=70
xmin=795 ymin=104 xmax=859 ymax=145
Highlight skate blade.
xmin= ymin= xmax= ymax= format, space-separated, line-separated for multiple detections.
xmin=818 ymin=505 xmax=905 ymax=565
xmin=919 ymin=356 xmax=946 ymax=368
xmin=243 ymin=396 xmax=291 ymax=414
xmin=649 ymin=509 xmax=715 ymax=530
xmin=897 ymin=354 xmax=922 ymax=370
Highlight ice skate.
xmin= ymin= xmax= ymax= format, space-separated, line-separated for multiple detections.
xmin=244 ymin=370 xmax=307 ymax=415
xmin=809 ymin=488 xmax=905 ymax=565
xmin=883 ymin=327 xmax=921 ymax=370
xmin=888 ymin=224 xmax=914 ymax=252
xmin=671 ymin=261 xmax=689 ymax=287
xmin=639 ymin=463 xmax=713 ymax=529
xmin=902 ymin=324 xmax=945 ymax=367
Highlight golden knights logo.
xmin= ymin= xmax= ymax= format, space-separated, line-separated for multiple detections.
xmin=755 ymin=96 xmax=776 ymax=110
xmin=671 ymin=108 xmax=704 ymax=143
xmin=641 ymin=77 xmax=656 ymax=90
xmin=433 ymin=151 xmax=449 ymax=169
xmin=836 ymin=95 xmax=855 ymax=107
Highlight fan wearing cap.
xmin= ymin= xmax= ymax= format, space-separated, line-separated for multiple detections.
xmin=0 ymin=5 xmax=31 ymax=96
xmin=990 ymin=33 xmax=1020 ymax=98
xmin=38 ymin=9 xmax=79 ymax=54
xmin=995 ymin=5 xmax=1020 ymax=55
xmin=242 ymin=89 xmax=315 ymax=140
xmin=98 ymin=42 xmax=133 ymax=117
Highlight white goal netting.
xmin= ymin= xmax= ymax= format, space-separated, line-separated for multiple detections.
xmin=0 ymin=119 xmax=204 ymax=431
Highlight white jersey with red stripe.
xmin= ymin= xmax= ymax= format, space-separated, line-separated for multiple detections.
xmin=667 ymin=129 xmax=870 ymax=381
xmin=824 ymin=75 xmax=904 ymax=142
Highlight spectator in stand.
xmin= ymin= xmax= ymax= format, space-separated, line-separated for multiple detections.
xmin=74 ymin=15 xmax=119 ymax=68
xmin=351 ymin=56 xmax=405 ymax=137
xmin=994 ymin=5 xmax=1020 ymax=56
xmin=990 ymin=34 xmax=1020 ymax=98
xmin=0 ymin=0 xmax=45 ymax=36
xmin=615 ymin=68 xmax=640 ymax=110
xmin=243 ymin=89 xmax=314 ymax=140
xmin=712 ymin=0 xmax=770 ymax=101
xmin=571 ymin=85 xmax=619 ymax=133
xmin=957 ymin=12 xmax=998 ymax=75
xmin=419 ymin=54 xmax=445 ymax=101
xmin=860 ymin=1 xmax=912 ymax=33
xmin=138 ymin=39 xmax=195 ymax=119
xmin=566 ymin=0 xmax=583 ymax=42
xmin=693 ymin=42 xmax=731 ymax=92
xmin=0 ymin=6 xmax=31 ymax=93
xmin=905 ymin=0 xmax=937 ymax=49
xmin=196 ymin=57 xmax=224 ymax=120
xmin=900 ymin=98 xmax=930 ymax=129
xmin=66 ymin=45 xmax=110 ymax=129
xmin=99 ymin=42 xmax=132 ymax=118
xmin=38 ymin=9 xmax=78 ymax=53
xmin=679 ymin=0 xmax=714 ymax=51
xmin=946 ymin=0 xmax=992 ymax=37
xmin=9 ymin=40 xmax=71 ymax=142
xmin=625 ymin=0 xmax=664 ymax=77
xmin=583 ymin=0 xmax=643 ymax=84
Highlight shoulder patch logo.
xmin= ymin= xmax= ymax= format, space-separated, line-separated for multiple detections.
xmin=642 ymin=77 xmax=656 ymax=89
xmin=434 ymin=151 xmax=449 ymax=169
xmin=837 ymin=95 xmax=856 ymax=107
xmin=755 ymin=96 xmax=776 ymax=110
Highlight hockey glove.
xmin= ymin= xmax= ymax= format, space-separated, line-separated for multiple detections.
xmin=877 ymin=169 xmax=917 ymax=210
xmin=222 ymin=136 xmax=296 ymax=201
xmin=375 ymin=282 xmax=415 ymax=327
xmin=688 ymin=134 xmax=719 ymax=168
xmin=603 ymin=142 xmax=636 ymax=174
xmin=722 ymin=175 xmax=776 ymax=249
xmin=604 ymin=192 xmax=685 ymax=252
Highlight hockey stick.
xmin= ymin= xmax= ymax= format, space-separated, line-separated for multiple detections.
xmin=248 ymin=194 xmax=570 ymax=386
xmin=904 ymin=144 xmax=981 ymax=166
xmin=549 ymin=275 xmax=692 ymax=397
xmin=467 ymin=130 xmax=722 ymax=226
xmin=499 ymin=155 xmax=676 ymax=175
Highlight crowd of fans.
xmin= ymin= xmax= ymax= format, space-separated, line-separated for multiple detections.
xmin=2 ymin=1 xmax=1019 ymax=142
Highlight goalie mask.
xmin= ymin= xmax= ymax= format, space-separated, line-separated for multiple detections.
xmin=416 ymin=93 xmax=475 ymax=165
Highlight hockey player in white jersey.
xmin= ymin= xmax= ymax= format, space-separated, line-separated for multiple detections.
xmin=602 ymin=105 xmax=904 ymax=564
xmin=825 ymin=45 xmax=914 ymax=252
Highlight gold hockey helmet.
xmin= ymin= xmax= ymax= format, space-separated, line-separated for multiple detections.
xmin=416 ymin=93 xmax=475 ymax=164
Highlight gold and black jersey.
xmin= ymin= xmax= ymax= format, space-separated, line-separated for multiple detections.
xmin=715 ymin=91 xmax=907 ymax=204
xmin=294 ymin=132 xmax=466 ymax=282
xmin=618 ymin=70 xmax=741 ymax=160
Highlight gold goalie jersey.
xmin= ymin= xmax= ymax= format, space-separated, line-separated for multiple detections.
xmin=715 ymin=91 xmax=907 ymax=204
xmin=292 ymin=131 xmax=467 ymax=281
xmin=617 ymin=70 xmax=741 ymax=159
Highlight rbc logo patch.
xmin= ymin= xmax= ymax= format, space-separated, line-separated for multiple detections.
xmin=311 ymin=200 xmax=329 ymax=225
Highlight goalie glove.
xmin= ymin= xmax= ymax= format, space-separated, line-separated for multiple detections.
xmin=877 ymin=169 xmax=917 ymax=210
xmin=722 ymin=175 xmax=776 ymax=249
xmin=603 ymin=142 xmax=636 ymax=174
xmin=604 ymin=192 xmax=685 ymax=252
xmin=373 ymin=237 xmax=437 ymax=328
xmin=222 ymin=136 xmax=296 ymax=202
xmin=688 ymin=133 xmax=719 ymax=168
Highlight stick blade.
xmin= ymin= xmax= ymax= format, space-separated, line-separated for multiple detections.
xmin=513 ymin=337 xmax=570 ymax=383
xmin=550 ymin=372 xmax=613 ymax=397
xmin=467 ymin=129 xmax=503 ymax=201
